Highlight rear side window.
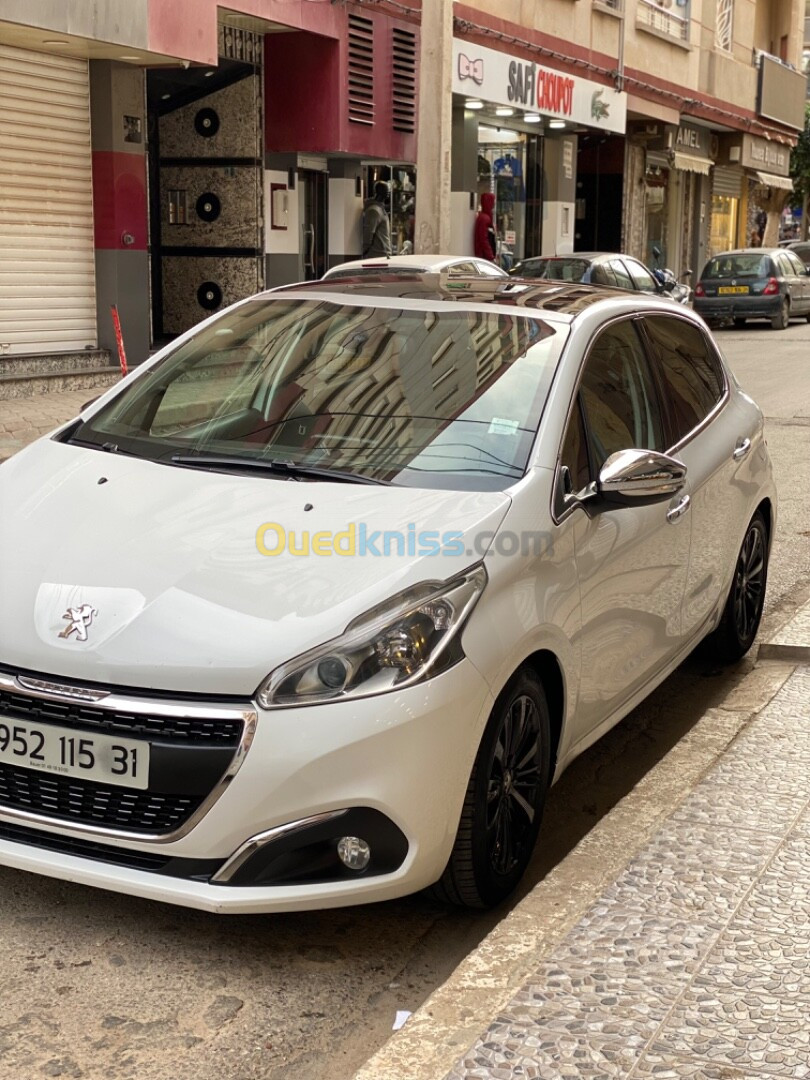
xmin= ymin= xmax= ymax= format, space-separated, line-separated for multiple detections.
xmin=590 ymin=262 xmax=617 ymax=287
xmin=609 ymin=260 xmax=634 ymax=290
xmin=643 ymin=317 xmax=725 ymax=444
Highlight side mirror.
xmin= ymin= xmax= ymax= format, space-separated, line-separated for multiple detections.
xmin=598 ymin=449 xmax=686 ymax=507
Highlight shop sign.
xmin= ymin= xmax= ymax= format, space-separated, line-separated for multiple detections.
xmin=674 ymin=122 xmax=710 ymax=159
xmin=733 ymin=135 xmax=790 ymax=177
xmin=453 ymin=39 xmax=627 ymax=134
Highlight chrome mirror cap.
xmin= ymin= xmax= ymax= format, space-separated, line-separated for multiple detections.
xmin=599 ymin=449 xmax=687 ymax=502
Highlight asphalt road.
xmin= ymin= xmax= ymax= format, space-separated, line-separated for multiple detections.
xmin=0 ymin=323 xmax=809 ymax=1080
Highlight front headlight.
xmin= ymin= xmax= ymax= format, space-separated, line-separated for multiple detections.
xmin=257 ymin=565 xmax=487 ymax=708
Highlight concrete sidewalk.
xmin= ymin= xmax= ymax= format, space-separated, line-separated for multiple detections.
xmin=0 ymin=389 xmax=95 ymax=462
xmin=355 ymin=613 xmax=810 ymax=1080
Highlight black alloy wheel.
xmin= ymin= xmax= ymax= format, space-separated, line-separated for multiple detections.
xmin=705 ymin=510 xmax=769 ymax=663
xmin=771 ymin=296 xmax=790 ymax=330
xmin=432 ymin=669 xmax=550 ymax=908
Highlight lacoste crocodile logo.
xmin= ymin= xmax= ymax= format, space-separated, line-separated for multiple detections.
xmin=591 ymin=90 xmax=611 ymax=122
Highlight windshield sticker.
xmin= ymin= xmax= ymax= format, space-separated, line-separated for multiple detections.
xmin=488 ymin=417 xmax=520 ymax=436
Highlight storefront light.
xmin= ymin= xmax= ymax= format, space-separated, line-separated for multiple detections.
xmin=495 ymin=107 xmax=515 ymax=117
xmin=524 ymin=114 xmax=542 ymax=123
xmin=465 ymin=100 xmax=484 ymax=110
xmin=548 ymin=119 xmax=566 ymax=129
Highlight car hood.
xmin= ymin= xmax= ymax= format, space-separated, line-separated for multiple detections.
xmin=0 ymin=440 xmax=511 ymax=696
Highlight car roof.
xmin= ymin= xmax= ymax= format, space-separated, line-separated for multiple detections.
xmin=328 ymin=255 xmax=486 ymax=270
xmin=708 ymin=248 xmax=780 ymax=256
xmin=516 ymin=252 xmax=622 ymax=264
xmin=266 ymin=274 xmax=690 ymax=321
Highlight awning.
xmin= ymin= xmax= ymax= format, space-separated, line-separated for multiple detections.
xmin=753 ymin=170 xmax=793 ymax=191
xmin=672 ymin=151 xmax=712 ymax=175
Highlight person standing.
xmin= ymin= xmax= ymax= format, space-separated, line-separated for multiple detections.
xmin=362 ymin=182 xmax=392 ymax=257
xmin=474 ymin=192 xmax=497 ymax=263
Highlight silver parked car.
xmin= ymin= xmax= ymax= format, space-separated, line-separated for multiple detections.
xmin=0 ymin=277 xmax=774 ymax=912
xmin=322 ymin=254 xmax=508 ymax=280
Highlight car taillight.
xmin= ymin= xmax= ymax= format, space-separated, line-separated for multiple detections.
xmin=763 ymin=277 xmax=779 ymax=295
xmin=695 ymin=282 xmax=705 ymax=297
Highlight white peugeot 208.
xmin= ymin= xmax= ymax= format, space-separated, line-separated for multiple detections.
xmin=0 ymin=277 xmax=775 ymax=913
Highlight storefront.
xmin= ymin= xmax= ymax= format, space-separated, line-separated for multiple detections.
xmin=712 ymin=133 xmax=792 ymax=255
xmin=450 ymin=38 xmax=627 ymax=261
xmin=640 ymin=121 xmax=712 ymax=276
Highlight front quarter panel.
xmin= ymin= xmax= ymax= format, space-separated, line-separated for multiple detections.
xmin=461 ymin=467 xmax=581 ymax=779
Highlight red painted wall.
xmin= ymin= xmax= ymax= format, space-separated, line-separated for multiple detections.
xmin=92 ymin=152 xmax=148 ymax=251
xmin=265 ymin=12 xmax=418 ymax=162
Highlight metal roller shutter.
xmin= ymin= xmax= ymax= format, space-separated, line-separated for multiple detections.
xmin=0 ymin=45 xmax=97 ymax=356
xmin=712 ymin=165 xmax=743 ymax=198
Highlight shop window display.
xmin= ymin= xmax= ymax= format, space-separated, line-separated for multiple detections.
xmin=365 ymin=164 xmax=416 ymax=255
xmin=478 ymin=131 xmax=527 ymax=268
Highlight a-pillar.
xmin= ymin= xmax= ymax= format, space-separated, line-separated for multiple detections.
xmin=90 ymin=61 xmax=150 ymax=366
xmin=414 ymin=0 xmax=452 ymax=254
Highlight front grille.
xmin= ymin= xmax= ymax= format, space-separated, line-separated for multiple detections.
xmin=0 ymin=763 xmax=202 ymax=833
xmin=0 ymin=687 xmax=243 ymax=747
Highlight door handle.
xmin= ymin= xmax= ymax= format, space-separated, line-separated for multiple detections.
xmin=732 ymin=437 xmax=751 ymax=461
xmin=666 ymin=494 xmax=691 ymax=522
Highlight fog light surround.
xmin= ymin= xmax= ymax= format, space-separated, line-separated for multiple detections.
xmin=337 ymin=835 xmax=371 ymax=871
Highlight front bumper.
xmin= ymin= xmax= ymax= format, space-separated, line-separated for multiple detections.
xmin=0 ymin=661 xmax=493 ymax=912
xmin=694 ymin=294 xmax=782 ymax=321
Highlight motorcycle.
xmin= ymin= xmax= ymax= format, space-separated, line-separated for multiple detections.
xmin=652 ymin=246 xmax=692 ymax=305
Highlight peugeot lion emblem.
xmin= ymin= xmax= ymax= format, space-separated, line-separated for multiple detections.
xmin=59 ymin=604 xmax=98 ymax=642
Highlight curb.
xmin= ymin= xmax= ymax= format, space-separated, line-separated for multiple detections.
xmin=352 ymin=647 xmax=802 ymax=1080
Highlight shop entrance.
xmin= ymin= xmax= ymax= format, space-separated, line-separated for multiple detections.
xmin=574 ymin=134 xmax=624 ymax=252
xmin=299 ymin=170 xmax=328 ymax=281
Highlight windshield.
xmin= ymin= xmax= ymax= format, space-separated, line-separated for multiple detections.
xmin=70 ymin=298 xmax=567 ymax=491
xmin=703 ymin=254 xmax=773 ymax=279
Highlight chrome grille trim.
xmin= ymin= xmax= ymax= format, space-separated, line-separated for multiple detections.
xmin=0 ymin=671 xmax=257 ymax=844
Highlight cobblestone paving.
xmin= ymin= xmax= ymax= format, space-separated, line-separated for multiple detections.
xmin=446 ymin=666 xmax=810 ymax=1080
xmin=0 ymin=390 xmax=93 ymax=461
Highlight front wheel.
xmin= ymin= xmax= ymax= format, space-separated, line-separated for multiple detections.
xmin=733 ymin=318 xmax=746 ymax=329
xmin=432 ymin=669 xmax=550 ymax=909
xmin=771 ymin=298 xmax=790 ymax=330
xmin=704 ymin=511 xmax=769 ymax=663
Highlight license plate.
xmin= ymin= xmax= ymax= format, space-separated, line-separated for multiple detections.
xmin=0 ymin=716 xmax=149 ymax=790
xmin=718 ymin=286 xmax=749 ymax=294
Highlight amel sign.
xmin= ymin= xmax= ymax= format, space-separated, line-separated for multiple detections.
xmin=453 ymin=39 xmax=627 ymax=134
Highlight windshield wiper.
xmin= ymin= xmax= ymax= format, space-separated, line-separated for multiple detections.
xmin=168 ymin=453 xmax=390 ymax=485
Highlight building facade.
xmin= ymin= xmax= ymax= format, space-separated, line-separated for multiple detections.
xmin=0 ymin=0 xmax=806 ymax=383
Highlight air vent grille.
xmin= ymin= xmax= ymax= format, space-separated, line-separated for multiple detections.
xmin=392 ymin=28 xmax=417 ymax=133
xmin=348 ymin=14 xmax=375 ymax=126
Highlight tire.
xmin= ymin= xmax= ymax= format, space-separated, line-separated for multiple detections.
xmin=805 ymin=311 xmax=810 ymax=324
xmin=771 ymin=297 xmax=790 ymax=330
xmin=432 ymin=669 xmax=550 ymax=909
xmin=733 ymin=318 xmax=746 ymax=329
xmin=704 ymin=511 xmax=769 ymax=664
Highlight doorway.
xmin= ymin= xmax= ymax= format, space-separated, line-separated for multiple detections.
xmin=299 ymin=170 xmax=328 ymax=280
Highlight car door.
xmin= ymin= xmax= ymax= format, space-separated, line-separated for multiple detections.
xmin=774 ymin=251 xmax=803 ymax=312
xmin=639 ymin=314 xmax=739 ymax=638
xmin=557 ymin=317 xmax=691 ymax=739
xmin=783 ymin=250 xmax=810 ymax=310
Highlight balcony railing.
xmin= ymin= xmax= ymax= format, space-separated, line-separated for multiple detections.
xmin=637 ymin=0 xmax=690 ymax=41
